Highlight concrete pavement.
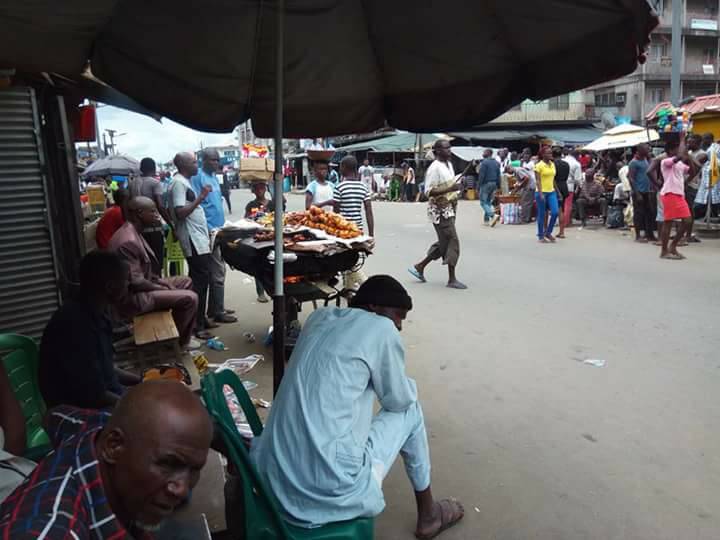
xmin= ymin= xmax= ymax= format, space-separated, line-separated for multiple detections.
xmin=211 ymin=189 xmax=720 ymax=540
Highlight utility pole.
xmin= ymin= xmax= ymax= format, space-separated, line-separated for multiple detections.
xmin=670 ymin=0 xmax=682 ymax=105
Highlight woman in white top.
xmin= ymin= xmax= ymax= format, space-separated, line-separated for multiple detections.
xmin=305 ymin=160 xmax=335 ymax=211
xmin=402 ymin=162 xmax=416 ymax=202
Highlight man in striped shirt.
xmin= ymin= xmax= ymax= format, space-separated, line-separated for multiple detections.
xmin=0 ymin=381 xmax=212 ymax=539
xmin=334 ymin=155 xmax=375 ymax=236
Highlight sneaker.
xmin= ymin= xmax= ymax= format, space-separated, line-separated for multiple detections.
xmin=257 ymin=294 xmax=269 ymax=303
xmin=490 ymin=215 xmax=500 ymax=228
xmin=185 ymin=338 xmax=202 ymax=351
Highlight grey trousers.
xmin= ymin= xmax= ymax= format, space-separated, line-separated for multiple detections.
xmin=427 ymin=216 xmax=459 ymax=267
xmin=208 ymin=241 xmax=227 ymax=318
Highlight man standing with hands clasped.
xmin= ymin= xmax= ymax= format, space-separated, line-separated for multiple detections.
xmin=191 ymin=149 xmax=238 ymax=325
xmin=409 ymin=140 xmax=467 ymax=289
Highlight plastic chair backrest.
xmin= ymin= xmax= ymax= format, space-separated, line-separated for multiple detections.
xmin=0 ymin=334 xmax=50 ymax=450
xmin=201 ymin=370 xmax=291 ymax=539
xmin=164 ymin=230 xmax=186 ymax=277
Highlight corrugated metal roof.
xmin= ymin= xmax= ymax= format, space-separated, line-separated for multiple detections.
xmin=336 ymin=133 xmax=440 ymax=153
xmin=646 ymin=94 xmax=720 ymax=120
xmin=450 ymin=126 xmax=602 ymax=145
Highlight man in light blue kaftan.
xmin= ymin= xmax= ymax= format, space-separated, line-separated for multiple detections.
xmin=251 ymin=275 xmax=464 ymax=539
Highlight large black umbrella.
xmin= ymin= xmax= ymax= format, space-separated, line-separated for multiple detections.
xmin=0 ymin=1 xmax=657 ymax=392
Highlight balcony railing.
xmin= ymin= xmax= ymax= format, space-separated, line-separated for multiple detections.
xmin=490 ymin=102 xmax=593 ymax=123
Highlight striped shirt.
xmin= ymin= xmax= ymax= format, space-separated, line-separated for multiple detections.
xmin=333 ymin=180 xmax=370 ymax=230
xmin=0 ymin=406 xmax=153 ymax=540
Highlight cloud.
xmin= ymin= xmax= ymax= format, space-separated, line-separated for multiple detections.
xmin=95 ymin=106 xmax=236 ymax=164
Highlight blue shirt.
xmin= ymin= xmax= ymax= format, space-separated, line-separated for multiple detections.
xmin=251 ymin=308 xmax=417 ymax=526
xmin=478 ymin=158 xmax=501 ymax=185
xmin=191 ymin=169 xmax=225 ymax=229
xmin=629 ymin=158 xmax=651 ymax=193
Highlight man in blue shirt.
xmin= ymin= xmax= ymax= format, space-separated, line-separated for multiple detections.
xmin=191 ymin=149 xmax=237 ymax=324
xmin=477 ymin=149 xmax=501 ymax=224
xmin=628 ymin=143 xmax=657 ymax=243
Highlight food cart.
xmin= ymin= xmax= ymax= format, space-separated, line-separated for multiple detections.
xmin=218 ymin=206 xmax=373 ymax=355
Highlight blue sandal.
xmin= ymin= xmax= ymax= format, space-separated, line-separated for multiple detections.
xmin=408 ymin=267 xmax=426 ymax=283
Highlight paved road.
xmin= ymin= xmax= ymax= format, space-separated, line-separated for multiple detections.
xmin=215 ymin=189 xmax=720 ymax=540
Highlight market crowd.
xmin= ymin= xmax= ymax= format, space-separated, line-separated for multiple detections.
xmin=474 ymin=133 xmax=718 ymax=260
xmin=0 ymin=148 xmax=466 ymax=539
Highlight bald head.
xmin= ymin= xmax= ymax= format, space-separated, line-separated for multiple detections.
xmin=107 ymin=380 xmax=211 ymax=436
xmin=201 ymin=149 xmax=220 ymax=174
xmin=126 ymin=196 xmax=160 ymax=228
xmin=174 ymin=152 xmax=198 ymax=178
xmin=97 ymin=381 xmax=212 ymax=529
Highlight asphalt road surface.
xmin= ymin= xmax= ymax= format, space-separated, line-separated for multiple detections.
xmin=212 ymin=188 xmax=720 ymax=540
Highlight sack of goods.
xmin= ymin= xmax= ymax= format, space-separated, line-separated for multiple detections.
xmin=500 ymin=202 xmax=520 ymax=224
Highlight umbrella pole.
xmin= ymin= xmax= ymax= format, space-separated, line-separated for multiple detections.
xmin=272 ymin=0 xmax=285 ymax=395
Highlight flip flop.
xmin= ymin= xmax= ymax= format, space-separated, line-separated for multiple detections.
xmin=660 ymin=253 xmax=683 ymax=260
xmin=408 ymin=267 xmax=426 ymax=283
xmin=447 ymin=280 xmax=468 ymax=290
xmin=415 ymin=499 xmax=465 ymax=540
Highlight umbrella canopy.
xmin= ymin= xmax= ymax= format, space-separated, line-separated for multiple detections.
xmin=583 ymin=124 xmax=660 ymax=152
xmin=0 ymin=1 xmax=656 ymax=137
xmin=82 ymin=155 xmax=140 ymax=177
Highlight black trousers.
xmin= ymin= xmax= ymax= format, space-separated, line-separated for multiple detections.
xmin=632 ymin=191 xmax=657 ymax=238
xmin=187 ymin=245 xmax=211 ymax=331
xmin=222 ymin=189 xmax=232 ymax=214
xmin=141 ymin=228 xmax=165 ymax=276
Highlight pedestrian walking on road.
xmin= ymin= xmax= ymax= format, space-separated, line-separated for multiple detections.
xmin=409 ymin=140 xmax=467 ymax=289
xmin=656 ymin=134 xmax=697 ymax=260
xmin=478 ymin=148 xmax=501 ymax=225
xmin=534 ymin=146 xmax=559 ymax=243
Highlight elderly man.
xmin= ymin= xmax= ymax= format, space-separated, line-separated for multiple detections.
xmin=169 ymin=152 xmax=215 ymax=339
xmin=409 ymin=140 xmax=467 ymax=289
xmin=108 ymin=197 xmax=198 ymax=347
xmin=576 ymin=170 xmax=609 ymax=227
xmin=252 ymin=276 xmax=464 ymax=539
xmin=128 ymin=157 xmax=171 ymax=272
xmin=0 ymin=381 xmax=213 ymax=538
xmin=39 ymin=251 xmax=141 ymax=410
xmin=192 ymin=149 xmax=237 ymax=325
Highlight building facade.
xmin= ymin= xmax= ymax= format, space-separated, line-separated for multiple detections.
xmin=588 ymin=0 xmax=720 ymax=123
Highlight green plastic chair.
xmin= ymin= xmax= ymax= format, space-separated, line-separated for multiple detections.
xmin=163 ymin=230 xmax=186 ymax=277
xmin=0 ymin=334 xmax=51 ymax=454
xmin=201 ymin=369 xmax=374 ymax=540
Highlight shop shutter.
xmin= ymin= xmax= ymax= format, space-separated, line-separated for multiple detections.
xmin=0 ymin=87 xmax=60 ymax=339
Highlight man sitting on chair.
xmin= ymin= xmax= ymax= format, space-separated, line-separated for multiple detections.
xmin=108 ymin=197 xmax=198 ymax=347
xmin=251 ymin=275 xmax=464 ymax=539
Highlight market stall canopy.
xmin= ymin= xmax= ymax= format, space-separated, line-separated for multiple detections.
xmin=451 ymin=146 xmax=498 ymax=162
xmin=450 ymin=125 xmax=603 ymax=145
xmin=82 ymin=155 xmax=140 ymax=177
xmin=583 ymin=124 xmax=659 ymax=151
xmin=0 ymin=1 xmax=656 ymax=137
xmin=646 ymin=93 xmax=720 ymax=120
xmin=335 ymin=133 xmax=441 ymax=153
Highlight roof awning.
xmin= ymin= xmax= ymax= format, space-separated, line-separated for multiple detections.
xmin=449 ymin=126 xmax=602 ymax=145
xmin=336 ymin=133 xmax=440 ymax=153
xmin=451 ymin=146 xmax=498 ymax=162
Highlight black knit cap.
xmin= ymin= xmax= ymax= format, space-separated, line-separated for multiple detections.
xmin=350 ymin=275 xmax=413 ymax=311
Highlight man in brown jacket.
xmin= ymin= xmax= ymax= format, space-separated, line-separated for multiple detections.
xmin=108 ymin=197 xmax=198 ymax=346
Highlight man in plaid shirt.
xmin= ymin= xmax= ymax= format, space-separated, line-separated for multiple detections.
xmin=0 ymin=381 xmax=213 ymax=539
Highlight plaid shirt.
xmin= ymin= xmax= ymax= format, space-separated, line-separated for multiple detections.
xmin=0 ymin=407 xmax=152 ymax=540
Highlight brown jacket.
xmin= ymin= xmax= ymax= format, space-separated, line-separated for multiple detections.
xmin=107 ymin=222 xmax=162 ymax=316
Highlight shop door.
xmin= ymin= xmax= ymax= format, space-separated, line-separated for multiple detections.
xmin=0 ymin=87 xmax=60 ymax=339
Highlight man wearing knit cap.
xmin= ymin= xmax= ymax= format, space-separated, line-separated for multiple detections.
xmin=251 ymin=276 xmax=464 ymax=539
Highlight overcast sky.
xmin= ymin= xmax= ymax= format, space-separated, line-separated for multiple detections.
xmin=96 ymin=105 xmax=236 ymax=164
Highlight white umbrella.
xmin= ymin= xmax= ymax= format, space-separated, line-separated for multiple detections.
xmin=583 ymin=124 xmax=659 ymax=152
xmin=82 ymin=154 xmax=140 ymax=177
